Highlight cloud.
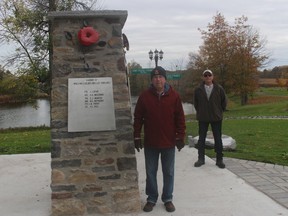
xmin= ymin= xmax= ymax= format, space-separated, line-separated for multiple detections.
xmin=103 ymin=0 xmax=288 ymax=69
xmin=1 ymin=0 xmax=288 ymax=70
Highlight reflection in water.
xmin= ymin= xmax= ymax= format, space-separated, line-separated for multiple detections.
xmin=0 ymin=99 xmax=50 ymax=129
xmin=0 ymin=98 xmax=194 ymax=129
xmin=131 ymin=96 xmax=195 ymax=116
xmin=182 ymin=102 xmax=196 ymax=115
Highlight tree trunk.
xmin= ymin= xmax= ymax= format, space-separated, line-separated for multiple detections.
xmin=241 ymin=93 xmax=248 ymax=105
xmin=48 ymin=0 xmax=56 ymax=94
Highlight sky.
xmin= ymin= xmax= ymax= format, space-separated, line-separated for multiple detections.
xmin=100 ymin=0 xmax=288 ymax=70
xmin=0 ymin=0 xmax=287 ymax=71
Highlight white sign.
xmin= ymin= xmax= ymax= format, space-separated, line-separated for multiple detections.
xmin=68 ymin=77 xmax=116 ymax=132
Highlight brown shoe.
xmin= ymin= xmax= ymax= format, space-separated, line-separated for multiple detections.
xmin=143 ymin=202 xmax=155 ymax=212
xmin=164 ymin=201 xmax=175 ymax=212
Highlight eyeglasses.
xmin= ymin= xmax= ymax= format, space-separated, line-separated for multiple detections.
xmin=204 ymin=74 xmax=212 ymax=77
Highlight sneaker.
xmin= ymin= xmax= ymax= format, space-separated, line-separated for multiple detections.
xmin=216 ymin=160 xmax=226 ymax=169
xmin=164 ymin=201 xmax=175 ymax=212
xmin=194 ymin=159 xmax=205 ymax=167
xmin=143 ymin=202 xmax=155 ymax=212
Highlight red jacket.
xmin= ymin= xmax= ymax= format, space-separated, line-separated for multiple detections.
xmin=133 ymin=84 xmax=186 ymax=149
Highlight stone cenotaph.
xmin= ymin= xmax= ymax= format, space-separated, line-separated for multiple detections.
xmin=48 ymin=11 xmax=141 ymax=215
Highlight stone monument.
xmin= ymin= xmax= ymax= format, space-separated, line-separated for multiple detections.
xmin=48 ymin=11 xmax=141 ymax=215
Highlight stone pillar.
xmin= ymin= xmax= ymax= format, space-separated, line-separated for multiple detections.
xmin=48 ymin=11 xmax=141 ymax=215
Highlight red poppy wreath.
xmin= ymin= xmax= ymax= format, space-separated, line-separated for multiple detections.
xmin=78 ymin=27 xmax=99 ymax=46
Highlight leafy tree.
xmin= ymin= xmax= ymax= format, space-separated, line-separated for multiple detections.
xmin=127 ymin=60 xmax=148 ymax=96
xmin=0 ymin=73 xmax=17 ymax=95
xmin=127 ymin=60 xmax=142 ymax=70
xmin=197 ymin=13 xmax=232 ymax=89
xmin=0 ymin=0 xmax=101 ymax=95
xmin=0 ymin=65 xmax=12 ymax=81
xmin=229 ymin=16 xmax=268 ymax=104
xmin=189 ymin=12 xmax=269 ymax=105
xmin=0 ymin=70 xmax=38 ymax=100
xmin=0 ymin=0 xmax=49 ymax=75
xmin=14 ymin=73 xmax=38 ymax=99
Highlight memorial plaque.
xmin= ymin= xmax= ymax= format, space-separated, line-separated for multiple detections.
xmin=68 ymin=77 xmax=116 ymax=132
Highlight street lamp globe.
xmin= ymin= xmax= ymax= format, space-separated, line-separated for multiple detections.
xmin=148 ymin=50 xmax=153 ymax=60
xmin=148 ymin=49 xmax=164 ymax=67
xmin=159 ymin=50 xmax=164 ymax=60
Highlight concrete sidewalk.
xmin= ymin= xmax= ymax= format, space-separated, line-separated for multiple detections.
xmin=0 ymin=147 xmax=287 ymax=216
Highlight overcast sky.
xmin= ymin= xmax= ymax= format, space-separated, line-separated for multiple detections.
xmin=102 ymin=0 xmax=288 ymax=70
xmin=1 ymin=0 xmax=287 ymax=71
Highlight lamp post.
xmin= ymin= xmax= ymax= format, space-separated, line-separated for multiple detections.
xmin=149 ymin=49 xmax=164 ymax=67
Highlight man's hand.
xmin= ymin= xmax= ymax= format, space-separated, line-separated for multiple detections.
xmin=176 ymin=139 xmax=185 ymax=151
xmin=134 ymin=139 xmax=143 ymax=152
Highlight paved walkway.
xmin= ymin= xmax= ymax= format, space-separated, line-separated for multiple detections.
xmin=0 ymin=150 xmax=288 ymax=215
xmin=223 ymin=157 xmax=288 ymax=209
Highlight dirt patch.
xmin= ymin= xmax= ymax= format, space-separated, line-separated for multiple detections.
xmin=248 ymin=95 xmax=288 ymax=105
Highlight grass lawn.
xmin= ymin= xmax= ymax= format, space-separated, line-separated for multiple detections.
xmin=186 ymin=87 xmax=288 ymax=166
xmin=0 ymin=127 xmax=50 ymax=154
xmin=0 ymin=87 xmax=287 ymax=166
xmin=187 ymin=119 xmax=288 ymax=166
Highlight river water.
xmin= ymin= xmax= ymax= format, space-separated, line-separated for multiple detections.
xmin=0 ymin=99 xmax=50 ymax=129
xmin=130 ymin=96 xmax=195 ymax=116
xmin=0 ymin=98 xmax=195 ymax=129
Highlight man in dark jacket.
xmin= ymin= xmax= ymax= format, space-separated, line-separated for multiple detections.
xmin=133 ymin=66 xmax=186 ymax=213
xmin=193 ymin=69 xmax=227 ymax=169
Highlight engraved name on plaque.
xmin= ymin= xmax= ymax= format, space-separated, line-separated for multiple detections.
xmin=68 ymin=77 xmax=116 ymax=132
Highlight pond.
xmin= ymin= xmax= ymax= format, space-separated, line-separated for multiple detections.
xmin=0 ymin=99 xmax=50 ymax=129
xmin=130 ymin=96 xmax=195 ymax=115
xmin=0 ymin=98 xmax=195 ymax=129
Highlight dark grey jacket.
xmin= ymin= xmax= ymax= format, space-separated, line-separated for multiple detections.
xmin=193 ymin=82 xmax=227 ymax=122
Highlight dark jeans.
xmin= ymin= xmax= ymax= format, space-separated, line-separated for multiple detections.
xmin=197 ymin=121 xmax=223 ymax=160
xmin=144 ymin=147 xmax=175 ymax=204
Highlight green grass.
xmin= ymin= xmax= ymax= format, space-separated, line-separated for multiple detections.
xmin=257 ymin=86 xmax=288 ymax=96
xmin=187 ymin=119 xmax=288 ymax=166
xmin=0 ymin=87 xmax=288 ymax=166
xmin=185 ymin=87 xmax=288 ymax=166
xmin=224 ymin=100 xmax=288 ymax=117
xmin=225 ymin=87 xmax=288 ymax=117
xmin=0 ymin=127 xmax=50 ymax=154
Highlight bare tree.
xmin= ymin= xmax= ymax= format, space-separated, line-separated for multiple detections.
xmin=169 ymin=57 xmax=187 ymax=71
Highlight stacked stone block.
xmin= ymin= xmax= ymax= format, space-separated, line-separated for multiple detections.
xmin=48 ymin=11 xmax=141 ymax=215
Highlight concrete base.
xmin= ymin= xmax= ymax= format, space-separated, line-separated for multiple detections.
xmin=0 ymin=148 xmax=287 ymax=216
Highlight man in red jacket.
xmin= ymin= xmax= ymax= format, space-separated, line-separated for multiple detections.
xmin=133 ymin=66 xmax=186 ymax=213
